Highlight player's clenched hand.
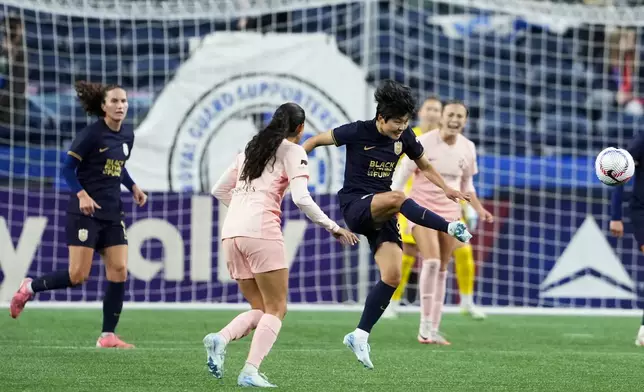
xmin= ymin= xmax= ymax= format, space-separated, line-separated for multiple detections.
xmin=610 ymin=220 xmax=624 ymax=237
xmin=77 ymin=191 xmax=101 ymax=215
xmin=332 ymin=227 xmax=360 ymax=246
xmin=444 ymin=187 xmax=470 ymax=203
xmin=478 ymin=208 xmax=494 ymax=223
xmin=132 ymin=185 xmax=148 ymax=207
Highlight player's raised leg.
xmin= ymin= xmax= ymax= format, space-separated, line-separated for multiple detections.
xmin=412 ymin=225 xmax=441 ymax=344
xmin=97 ymin=243 xmax=133 ymax=349
xmin=371 ymin=191 xmax=470 ymax=241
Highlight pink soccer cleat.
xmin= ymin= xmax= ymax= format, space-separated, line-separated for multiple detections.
xmin=96 ymin=333 xmax=135 ymax=349
xmin=10 ymin=278 xmax=33 ymax=319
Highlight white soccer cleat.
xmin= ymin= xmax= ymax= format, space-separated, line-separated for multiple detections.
xmin=635 ymin=335 xmax=644 ymax=347
xmin=417 ymin=320 xmax=432 ymax=344
xmin=430 ymin=331 xmax=451 ymax=346
xmin=343 ymin=332 xmax=374 ymax=369
xmin=447 ymin=221 xmax=472 ymax=243
xmin=203 ymin=333 xmax=227 ymax=379
xmin=381 ymin=301 xmax=399 ymax=319
xmin=237 ymin=371 xmax=277 ymax=388
xmin=461 ymin=304 xmax=487 ymax=320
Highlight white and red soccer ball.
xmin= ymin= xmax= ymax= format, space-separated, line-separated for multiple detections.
xmin=595 ymin=147 xmax=635 ymax=186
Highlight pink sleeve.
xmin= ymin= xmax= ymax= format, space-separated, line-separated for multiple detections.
xmin=211 ymin=160 xmax=238 ymax=207
xmin=460 ymin=142 xmax=478 ymax=193
xmin=391 ymin=155 xmax=416 ymax=192
xmin=284 ymin=145 xmax=310 ymax=181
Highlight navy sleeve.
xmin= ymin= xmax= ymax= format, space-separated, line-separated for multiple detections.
xmin=401 ymin=126 xmax=424 ymax=160
xmin=331 ymin=122 xmax=359 ymax=147
xmin=68 ymin=127 xmax=97 ymax=161
xmin=121 ymin=167 xmax=135 ymax=192
xmin=626 ymin=132 xmax=644 ymax=164
xmin=61 ymin=154 xmax=83 ymax=194
xmin=610 ymin=185 xmax=624 ymax=221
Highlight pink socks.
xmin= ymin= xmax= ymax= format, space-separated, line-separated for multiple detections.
xmin=246 ymin=314 xmax=282 ymax=369
xmin=219 ymin=309 xmax=264 ymax=343
xmin=420 ymin=259 xmax=448 ymax=332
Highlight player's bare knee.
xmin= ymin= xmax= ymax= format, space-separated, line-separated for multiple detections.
xmin=106 ymin=263 xmax=127 ymax=281
xmin=381 ymin=270 xmax=401 ymax=287
xmin=69 ymin=269 xmax=89 ymax=285
xmin=264 ymin=300 xmax=287 ymax=320
xmin=389 ymin=191 xmax=407 ymax=210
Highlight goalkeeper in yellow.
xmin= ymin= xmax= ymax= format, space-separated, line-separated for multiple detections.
xmin=382 ymin=96 xmax=486 ymax=320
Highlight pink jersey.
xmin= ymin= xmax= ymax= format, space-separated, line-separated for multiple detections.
xmin=216 ymin=139 xmax=309 ymax=240
xmin=396 ymin=130 xmax=478 ymax=221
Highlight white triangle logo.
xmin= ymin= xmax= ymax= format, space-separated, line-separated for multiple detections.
xmin=540 ymin=215 xmax=636 ymax=299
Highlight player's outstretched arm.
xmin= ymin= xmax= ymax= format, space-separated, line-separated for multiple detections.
xmin=211 ymin=161 xmax=238 ymax=207
xmin=289 ymin=176 xmax=358 ymax=245
xmin=302 ymin=130 xmax=335 ymax=153
xmin=414 ymin=155 xmax=470 ymax=202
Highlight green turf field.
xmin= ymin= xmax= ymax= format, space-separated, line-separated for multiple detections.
xmin=1 ymin=309 xmax=643 ymax=391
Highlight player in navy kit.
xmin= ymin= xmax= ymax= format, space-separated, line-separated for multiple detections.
xmin=10 ymin=81 xmax=147 ymax=349
xmin=609 ymin=132 xmax=644 ymax=346
xmin=303 ymin=80 xmax=472 ymax=368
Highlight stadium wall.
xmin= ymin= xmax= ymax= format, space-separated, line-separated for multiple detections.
xmin=1 ymin=189 xmax=642 ymax=314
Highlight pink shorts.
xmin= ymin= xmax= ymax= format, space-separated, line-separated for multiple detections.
xmin=223 ymin=237 xmax=287 ymax=280
xmin=408 ymin=205 xmax=461 ymax=232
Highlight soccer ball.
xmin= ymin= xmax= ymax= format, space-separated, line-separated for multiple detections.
xmin=595 ymin=147 xmax=635 ymax=186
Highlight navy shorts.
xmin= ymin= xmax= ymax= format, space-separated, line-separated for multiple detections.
xmin=66 ymin=213 xmax=128 ymax=250
xmin=341 ymin=193 xmax=402 ymax=254
xmin=630 ymin=212 xmax=644 ymax=249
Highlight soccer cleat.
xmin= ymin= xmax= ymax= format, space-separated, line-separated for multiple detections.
xmin=10 ymin=278 xmax=33 ymax=319
xmin=203 ymin=333 xmax=227 ymax=379
xmin=381 ymin=301 xmax=399 ymax=319
xmin=96 ymin=333 xmax=135 ymax=349
xmin=430 ymin=331 xmax=451 ymax=346
xmin=447 ymin=221 xmax=472 ymax=243
xmin=635 ymin=335 xmax=644 ymax=347
xmin=343 ymin=332 xmax=374 ymax=369
xmin=417 ymin=320 xmax=432 ymax=344
xmin=237 ymin=370 xmax=277 ymax=388
xmin=461 ymin=305 xmax=487 ymax=320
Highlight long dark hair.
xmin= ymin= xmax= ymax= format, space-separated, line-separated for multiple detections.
xmin=74 ymin=80 xmax=121 ymax=117
xmin=239 ymin=102 xmax=305 ymax=183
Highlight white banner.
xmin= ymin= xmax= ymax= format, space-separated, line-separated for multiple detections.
xmin=128 ymin=32 xmax=373 ymax=193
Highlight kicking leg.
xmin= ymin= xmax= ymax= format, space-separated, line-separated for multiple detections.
xmin=370 ymin=191 xmax=471 ymax=242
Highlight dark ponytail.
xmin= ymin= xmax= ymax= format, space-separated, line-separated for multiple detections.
xmin=239 ymin=102 xmax=306 ymax=183
xmin=74 ymin=80 xmax=121 ymax=117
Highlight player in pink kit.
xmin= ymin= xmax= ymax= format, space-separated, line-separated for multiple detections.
xmin=204 ymin=102 xmax=358 ymax=388
xmin=392 ymin=101 xmax=494 ymax=345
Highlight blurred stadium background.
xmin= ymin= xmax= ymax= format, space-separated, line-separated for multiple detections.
xmin=1 ymin=0 xmax=644 ymax=314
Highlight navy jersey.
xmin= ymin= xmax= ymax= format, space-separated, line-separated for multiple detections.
xmin=627 ymin=132 xmax=644 ymax=211
xmin=332 ymin=120 xmax=424 ymax=206
xmin=66 ymin=119 xmax=135 ymax=222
